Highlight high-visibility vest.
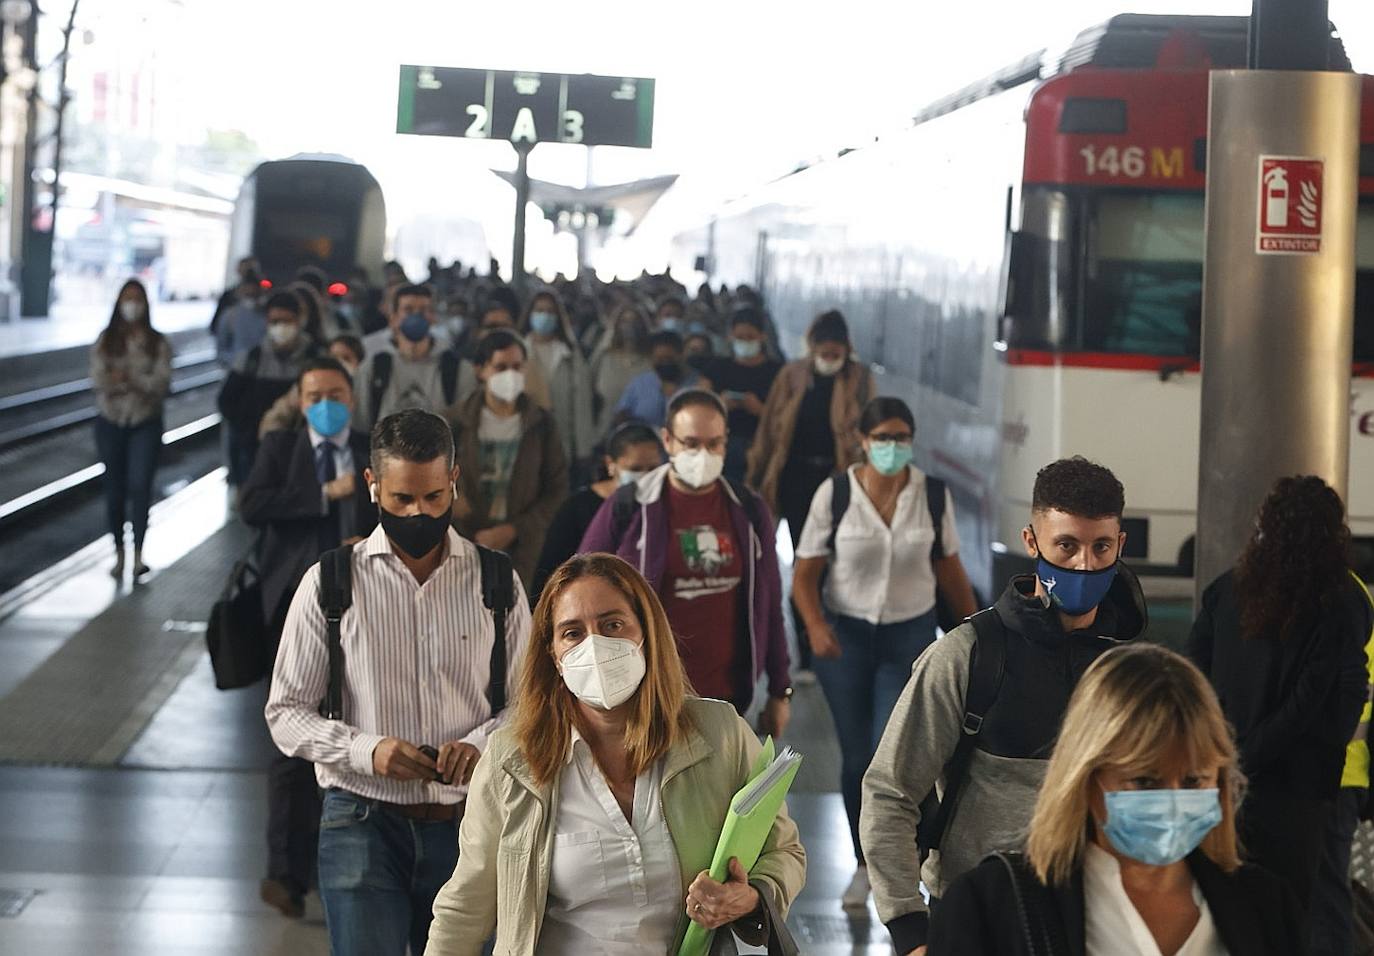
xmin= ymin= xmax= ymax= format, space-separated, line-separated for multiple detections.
xmin=1340 ymin=571 xmax=1374 ymax=790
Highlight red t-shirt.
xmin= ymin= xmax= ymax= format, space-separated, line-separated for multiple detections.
xmin=662 ymin=482 xmax=744 ymax=703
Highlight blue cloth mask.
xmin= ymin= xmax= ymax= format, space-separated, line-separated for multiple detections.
xmin=530 ymin=311 xmax=559 ymax=336
xmin=399 ymin=311 xmax=430 ymax=343
xmin=868 ymin=441 xmax=914 ymax=476
xmin=1102 ymin=788 xmax=1222 ymax=866
xmin=1034 ymin=552 xmax=1119 ymax=616
xmin=306 ymin=399 xmax=350 ymax=438
xmin=731 ymin=339 xmax=762 ymax=360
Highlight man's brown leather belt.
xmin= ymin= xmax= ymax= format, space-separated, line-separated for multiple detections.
xmin=375 ymin=799 xmax=465 ymax=822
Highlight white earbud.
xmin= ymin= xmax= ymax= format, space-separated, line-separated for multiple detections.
xmin=369 ymin=484 xmax=378 ymax=503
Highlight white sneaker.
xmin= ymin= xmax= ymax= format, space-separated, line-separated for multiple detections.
xmin=841 ymin=864 xmax=870 ymax=910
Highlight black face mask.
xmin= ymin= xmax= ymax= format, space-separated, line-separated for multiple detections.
xmin=378 ymin=503 xmax=451 ymax=559
xmin=654 ymin=361 xmax=684 ymax=384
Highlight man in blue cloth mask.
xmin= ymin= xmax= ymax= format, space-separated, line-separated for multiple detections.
xmin=861 ymin=456 xmax=1147 ymax=956
xmin=353 ymin=284 xmax=463 ymax=430
xmin=240 ymin=356 xmax=377 ymax=921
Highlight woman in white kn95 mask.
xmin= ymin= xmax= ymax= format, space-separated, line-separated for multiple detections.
xmin=427 ymin=553 xmax=806 ymax=956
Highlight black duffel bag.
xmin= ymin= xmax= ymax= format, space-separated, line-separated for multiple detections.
xmin=206 ymin=557 xmax=269 ymax=690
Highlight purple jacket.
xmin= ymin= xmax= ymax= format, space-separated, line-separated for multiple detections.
xmin=579 ymin=463 xmax=791 ymax=701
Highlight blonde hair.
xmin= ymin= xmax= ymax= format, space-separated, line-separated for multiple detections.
xmin=1026 ymin=644 xmax=1242 ymax=885
xmin=512 ymin=553 xmax=696 ymax=785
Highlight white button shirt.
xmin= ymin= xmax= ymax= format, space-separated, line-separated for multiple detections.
xmin=536 ymin=729 xmax=683 ymax=954
xmin=266 ymin=526 xmax=531 ymax=804
xmin=795 ymin=464 xmax=960 ymax=624
xmin=1084 ymin=844 xmax=1228 ymax=956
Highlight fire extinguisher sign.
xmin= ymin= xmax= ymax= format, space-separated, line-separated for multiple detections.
xmin=1256 ymin=156 xmax=1324 ymax=255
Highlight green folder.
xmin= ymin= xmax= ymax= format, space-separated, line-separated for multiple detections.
xmin=677 ymin=737 xmax=804 ymax=956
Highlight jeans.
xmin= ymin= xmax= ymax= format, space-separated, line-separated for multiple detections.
xmin=814 ymin=610 xmax=938 ymax=863
xmin=94 ymin=415 xmax=162 ymax=550
xmin=317 ymin=789 xmax=461 ymax=956
xmin=1310 ymin=786 xmax=1365 ymax=956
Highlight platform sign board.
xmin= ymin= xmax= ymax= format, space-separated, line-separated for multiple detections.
xmin=1256 ymin=155 xmax=1324 ymax=255
xmin=396 ymin=66 xmax=655 ymax=148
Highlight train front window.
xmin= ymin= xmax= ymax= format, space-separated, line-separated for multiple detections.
xmin=1084 ymin=193 xmax=1204 ymax=358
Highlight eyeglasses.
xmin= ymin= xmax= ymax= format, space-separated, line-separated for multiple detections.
xmin=869 ymin=432 xmax=913 ymax=444
xmin=669 ymin=433 xmax=727 ymax=454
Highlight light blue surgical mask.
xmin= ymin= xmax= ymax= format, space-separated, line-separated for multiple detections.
xmin=305 ymin=399 xmax=350 ymax=439
xmin=530 ymin=310 xmax=559 ymax=336
xmin=1101 ymin=787 xmax=1222 ymax=866
xmin=868 ymin=440 xmax=913 ymax=476
xmin=617 ymin=469 xmax=644 ymax=487
xmin=731 ymin=338 xmax=762 ymax=360
xmin=658 ymin=317 xmax=682 ymax=333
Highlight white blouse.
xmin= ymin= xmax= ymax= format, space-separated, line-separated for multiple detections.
xmin=795 ymin=464 xmax=960 ymax=624
xmin=1084 ymin=844 xmax=1228 ymax=956
xmin=536 ymin=729 xmax=682 ymax=954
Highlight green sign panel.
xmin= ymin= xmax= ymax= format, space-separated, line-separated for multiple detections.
xmin=396 ymin=66 xmax=655 ymax=149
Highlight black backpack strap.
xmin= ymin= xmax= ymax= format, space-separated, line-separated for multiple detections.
xmin=608 ymin=481 xmax=640 ymax=549
xmin=316 ymin=545 xmax=354 ymax=720
xmin=724 ymin=476 xmax=763 ymax=532
xmin=438 ymin=349 xmax=461 ymax=405
xmin=369 ymin=351 xmax=394 ymax=425
xmin=921 ymin=608 xmax=1006 ymax=851
xmin=825 ymin=471 xmax=850 ymax=555
xmin=477 ymin=545 xmax=515 ymax=715
xmin=926 ymin=476 xmax=947 ymax=560
xmin=246 ymin=345 xmax=262 ymax=377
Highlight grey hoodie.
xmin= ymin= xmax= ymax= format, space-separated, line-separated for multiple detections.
xmin=860 ymin=566 xmax=1147 ymax=953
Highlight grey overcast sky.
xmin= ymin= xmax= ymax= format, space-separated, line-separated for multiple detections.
xmin=73 ymin=0 xmax=1374 ymax=275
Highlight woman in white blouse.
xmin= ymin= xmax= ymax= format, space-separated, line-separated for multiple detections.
xmin=928 ymin=643 xmax=1305 ymax=956
xmin=425 ymin=552 xmax=806 ymax=956
xmin=791 ymin=395 xmax=976 ymax=909
xmin=90 ymin=279 xmax=172 ymax=580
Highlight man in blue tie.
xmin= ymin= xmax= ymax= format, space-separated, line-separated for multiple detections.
xmin=240 ymin=356 xmax=377 ymax=919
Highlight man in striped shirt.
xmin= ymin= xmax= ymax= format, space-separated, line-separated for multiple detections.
xmin=266 ymin=408 xmax=531 ymax=956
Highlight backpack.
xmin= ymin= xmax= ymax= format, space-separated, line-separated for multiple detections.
xmin=992 ymin=851 xmax=1071 ymax=956
xmin=916 ymin=607 xmax=1007 ymax=854
xmin=314 ymin=542 xmax=515 ymax=722
xmin=606 ymin=474 xmax=763 ymax=549
xmin=369 ymin=349 xmax=463 ymax=424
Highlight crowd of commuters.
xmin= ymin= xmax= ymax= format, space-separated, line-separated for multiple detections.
xmin=94 ymin=253 xmax=1374 ymax=955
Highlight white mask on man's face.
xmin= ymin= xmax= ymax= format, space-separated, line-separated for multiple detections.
xmin=487 ymin=369 xmax=525 ymax=404
xmin=267 ymin=323 xmax=298 ymax=348
xmin=671 ymin=447 xmax=724 ymax=489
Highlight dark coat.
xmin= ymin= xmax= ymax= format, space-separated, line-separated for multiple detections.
xmin=929 ymin=851 xmax=1305 ymax=956
xmin=239 ymin=427 xmax=375 ymax=635
xmin=1189 ymin=569 xmax=1370 ymax=799
xmin=451 ymin=390 xmax=568 ymax=590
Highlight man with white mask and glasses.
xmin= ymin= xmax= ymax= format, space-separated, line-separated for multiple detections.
xmin=266 ymin=408 xmax=531 ymax=956
xmin=580 ymin=388 xmax=793 ymax=737
xmin=450 ymin=329 xmax=568 ymax=589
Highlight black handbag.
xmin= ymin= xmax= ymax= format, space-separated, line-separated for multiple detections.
xmin=206 ymin=556 xmax=269 ymax=690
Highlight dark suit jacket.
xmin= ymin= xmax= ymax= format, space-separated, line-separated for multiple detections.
xmin=928 ymin=850 xmax=1305 ymax=956
xmin=239 ymin=427 xmax=375 ymax=637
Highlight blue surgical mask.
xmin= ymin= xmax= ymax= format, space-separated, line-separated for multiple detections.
xmin=530 ymin=310 xmax=559 ymax=336
xmin=658 ymin=317 xmax=682 ymax=333
xmin=399 ymin=311 xmax=430 ymax=343
xmin=1102 ymin=788 xmax=1222 ymax=866
xmin=731 ymin=339 xmax=762 ymax=360
xmin=617 ymin=469 xmax=644 ymax=487
xmin=868 ymin=441 xmax=913 ymax=477
xmin=305 ymin=399 xmax=350 ymax=438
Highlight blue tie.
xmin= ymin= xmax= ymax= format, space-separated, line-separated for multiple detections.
xmin=316 ymin=441 xmax=337 ymax=484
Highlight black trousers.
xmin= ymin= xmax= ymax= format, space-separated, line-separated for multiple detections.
xmin=1310 ymin=786 xmax=1365 ymax=956
xmin=778 ymin=460 xmax=833 ymax=671
xmin=267 ymin=754 xmax=321 ymax=895
xmin=1239 ymin=788 xmax=1332 ymax=923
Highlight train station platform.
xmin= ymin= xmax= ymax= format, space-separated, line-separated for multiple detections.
xmin=0 ymin=300 xmax=214 ymax=359
xmin=0 ymin=470 xmax=887 ymax=955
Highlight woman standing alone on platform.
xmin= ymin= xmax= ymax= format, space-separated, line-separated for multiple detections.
xmin=90 ymin=279 xmax=171 ymax=580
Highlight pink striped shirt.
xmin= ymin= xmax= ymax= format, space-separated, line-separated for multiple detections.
xmin=265 ymin=525 xmax=531 ymax=804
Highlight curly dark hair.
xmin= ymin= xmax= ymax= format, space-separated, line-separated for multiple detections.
xmin=1236 ymin=475 xmax=1350 ymax=642
xmin=1031 ymin=457 xmax=1124 ymax=520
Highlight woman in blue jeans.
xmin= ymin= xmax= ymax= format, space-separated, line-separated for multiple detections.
xmin=792 ymin=396 xmax=977 ymax=911
xmin=90 ymin=280 xmax=171 ymax=580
